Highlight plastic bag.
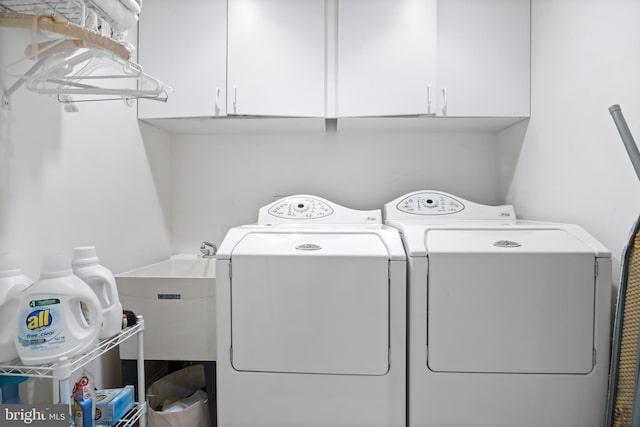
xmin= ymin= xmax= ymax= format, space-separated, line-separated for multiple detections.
xmin=146 ymin=365 xmax=209 ymax=427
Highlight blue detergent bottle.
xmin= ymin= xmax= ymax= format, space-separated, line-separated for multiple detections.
xmin=0 ymin=375 xmax=28 ymax=404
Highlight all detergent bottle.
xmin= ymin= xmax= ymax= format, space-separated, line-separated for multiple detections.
xmin=0 ymin=253 xmax=33 ymax=363
xmin=72 ymin=246 xmax=123 ymax=339
xmin=15 ymin=255 xmax=103 ymax=366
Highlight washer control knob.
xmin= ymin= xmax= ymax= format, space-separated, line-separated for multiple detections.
xmin=422 ymin=198 xmax=439 ymax=208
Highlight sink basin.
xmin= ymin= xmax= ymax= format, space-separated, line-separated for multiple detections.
xmin=122 ymin=256 xmax=215 ymax=278
xmin=116 ymin=255 xmax=216 ymax=361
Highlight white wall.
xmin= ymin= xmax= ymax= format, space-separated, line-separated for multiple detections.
xmin=0 ymin=28 xmax=172 ymax=399
xmin=502 ymin=0 xmax=640 ymax=279
xmin=170 ymin=129 xmax=502 ymax=253
xmin=6 ymin=0 xmax=637 ymax=403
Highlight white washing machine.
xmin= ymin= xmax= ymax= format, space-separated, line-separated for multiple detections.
xmin=216 ymin=195 xmax=407 ymax=427
xmin=383 ymin=190 xmax=612 ymax=427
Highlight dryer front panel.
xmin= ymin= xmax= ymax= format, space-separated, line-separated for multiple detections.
xmin=426 ymin=229 xmax=596 ymax=374
xmin=230 ymin=233 xmax=390 ymax=375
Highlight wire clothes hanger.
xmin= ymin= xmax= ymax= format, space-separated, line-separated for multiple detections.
xmin=1 ymin=10 xmax=170 ymax=110
xmin=21 ymin=44 xmax=169 ymax=101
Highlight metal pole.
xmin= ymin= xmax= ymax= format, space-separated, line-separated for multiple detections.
xmin=608 ymin=104 xmax=640 ymax=427
xmin=136 ymin=316 xmax=146 ymax=427
xmin=609 ymin=104 xmax=640 ymax=182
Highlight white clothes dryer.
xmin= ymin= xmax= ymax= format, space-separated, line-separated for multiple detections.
xmin=216 ymin=195 xmax=406 ymax=427
xmin=383 ymin=190 xmax=612 ymax=427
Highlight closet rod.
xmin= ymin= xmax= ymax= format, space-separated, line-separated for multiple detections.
xmin=0 ymin=12 xmax=131 ymax=60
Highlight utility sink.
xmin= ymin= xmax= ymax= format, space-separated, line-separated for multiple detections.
xmin=116 ymin=255 xmax=216 ymax=361
xmin=121 ymin=256 xmax=215 ymax=278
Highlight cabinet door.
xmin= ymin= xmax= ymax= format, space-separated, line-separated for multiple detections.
xmin=436 ymin=0 xmax=530 ymax=117
xmin=337 ymin=0 xmax=437 ymax=117
xmin=138 ymin=0 xmax=227 ymax=119
xmin=227 ymin=0 xmax=326 ymax=117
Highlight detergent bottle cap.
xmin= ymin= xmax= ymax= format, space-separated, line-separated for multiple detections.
xmin=0 ymin=253 xmax=21 ymax=278
xmin=40 ymin=255 xmax=72 ymax=279
xmin=72 ymin=246 xmax=99 ymax=267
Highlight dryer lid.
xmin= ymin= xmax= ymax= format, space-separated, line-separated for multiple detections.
xmin=425 ymin=228 xmax=597 ymax=254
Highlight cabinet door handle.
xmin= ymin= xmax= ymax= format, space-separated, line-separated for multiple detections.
xmin=441 ymin=88 xmax=448 ymax=116
xmin=215 ymin=87 xmax=220 ymax=115
xmin=233 ymin=86 xmax=238 ymax=114
xmin=427 ymin=84 xmax=432 ymax=115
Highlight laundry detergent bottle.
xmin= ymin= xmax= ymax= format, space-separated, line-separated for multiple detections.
xmin=0 ymin=253 xmax=34 ymax=363
xmin=72 ymin=246 xmax=123 ymax=339
xmin=15 ymin=255 xmax=103 ymax=366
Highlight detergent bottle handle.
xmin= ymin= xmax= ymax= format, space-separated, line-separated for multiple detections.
xmin=70 ymin=294 xmax=103 ymax=340
xmin=82 ymin=269 xmax=118 ymax=307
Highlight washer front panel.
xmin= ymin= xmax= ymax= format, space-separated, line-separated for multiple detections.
xmin=230 ymin=233 xmax=390 ymax=375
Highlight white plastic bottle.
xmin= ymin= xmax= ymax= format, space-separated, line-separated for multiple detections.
xmin=72 ymin=246 xmax=123 ymax=339
xmin=15 ymin=255 xmax=103 ymax=366
xmin=0 ymin=254 xmax=33 ymax=363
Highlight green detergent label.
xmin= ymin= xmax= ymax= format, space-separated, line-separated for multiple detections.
xmin=29 ymin=298 xmax=61 ymax=307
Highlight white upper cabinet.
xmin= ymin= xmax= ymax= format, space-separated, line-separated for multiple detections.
xmin=436 ymin=0 xmax=530 ymax=117
xmin=137 ymin=0 xmax=530 ymax=122
xmin=336 ymin=0 xmax=529 ymax=118
xmin=138 ymin=0 xmax=227 ymax=119
xmin=227 ymin=0 xmax=326 ymax=117
xmin=337 ymin=0 xmax=438 ymax=117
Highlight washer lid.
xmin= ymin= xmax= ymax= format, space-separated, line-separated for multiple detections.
xmin=232 ymin=232 xmax=391 ymax=257
xmin=426 ymin=229 xmax=596 ymax=374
